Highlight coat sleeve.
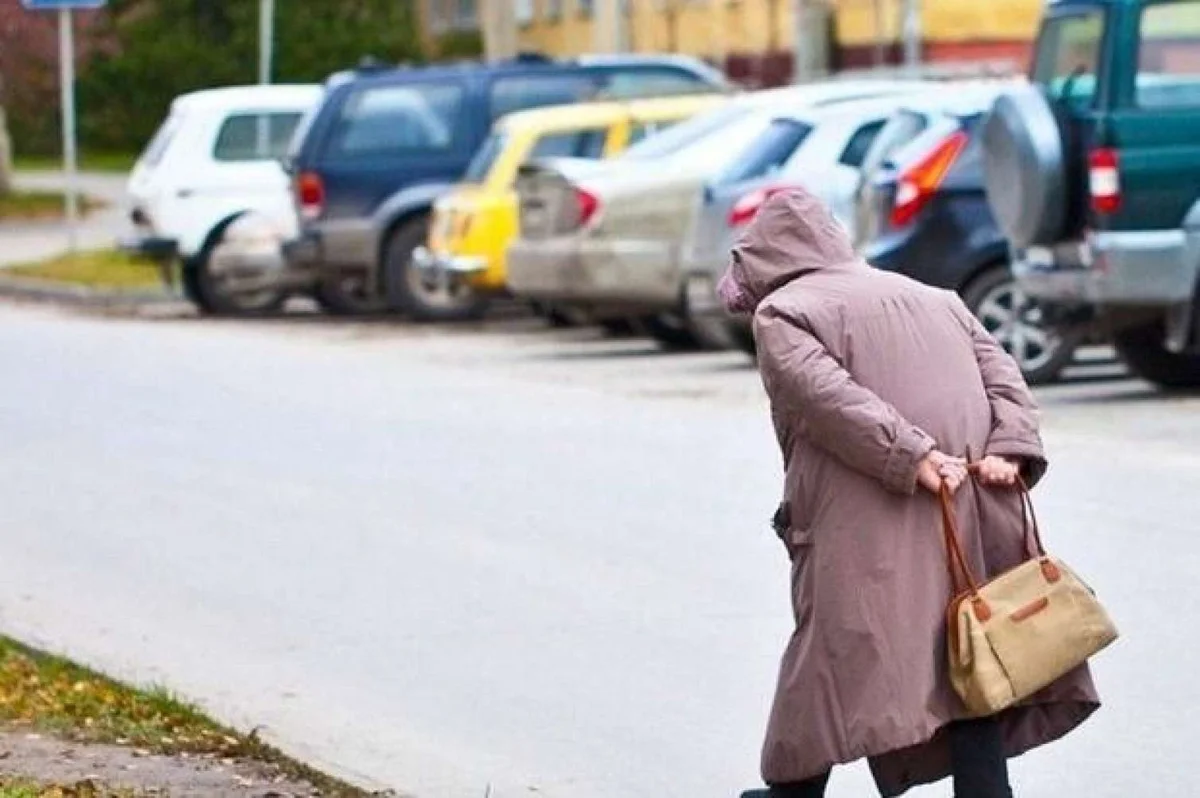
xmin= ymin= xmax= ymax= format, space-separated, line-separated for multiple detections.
xmin=958 ymin=301 xmax=1049 ymax=485
xmin=754 ymin=305 xmax=936 ymax=495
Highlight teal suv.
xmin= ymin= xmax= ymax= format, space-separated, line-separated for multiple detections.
xmin=983 ymin=0 xmax=1200 ymax=387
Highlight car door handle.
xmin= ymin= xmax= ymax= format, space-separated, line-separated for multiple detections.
xmin=176 ymin=188 xmax=195 ymax=199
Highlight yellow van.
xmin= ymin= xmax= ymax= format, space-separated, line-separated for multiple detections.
xmin=416 ymin=93 xmax=727 ymax=296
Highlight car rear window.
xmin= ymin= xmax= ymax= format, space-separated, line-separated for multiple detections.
xmin=715 ymin=118 xmax=813 ymax=186
xmin=213 ymin=112 xmax=305 ymax=162
xmin=489 ymin=74 xmax=599 ymax=121
xmin=529 ymin=128 xmax=609 ymax=159
xmin=618 ymin=104 xmax=743 ymax=161
xmin=859 ymin=109 xmax=929 ymax=185
xmin=1137 ymin=0 xmax=1200 ymax=108
xmin=1032 ymin=9 xmax=1107 ymax=107
xmin=599 ymin=67 xmax=713 ymax=99
xmin=138 ymin=113 xmax=183 ymax=169
xmin=326 ymin=82 xmax=464 ymax=158
xmin=462 ymin=131 xmax=506 ymax=184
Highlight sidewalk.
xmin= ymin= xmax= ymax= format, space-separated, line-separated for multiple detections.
xmin=0 ymin=172 xmax=128 ymax=268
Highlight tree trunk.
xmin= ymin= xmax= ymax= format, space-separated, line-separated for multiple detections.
xmin=0 ymin=104 xmax=12 ymax=196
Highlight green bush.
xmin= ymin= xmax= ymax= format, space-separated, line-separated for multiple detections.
xmin=65 ymin=0 xmax=424 ymax=156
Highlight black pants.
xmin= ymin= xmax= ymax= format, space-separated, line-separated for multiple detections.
xmin=766 ymin=718 xmax=1012 ymax=798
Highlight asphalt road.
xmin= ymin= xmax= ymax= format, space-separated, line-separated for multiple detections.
xmin=0 ymin=303 xmax=1196 ymax=798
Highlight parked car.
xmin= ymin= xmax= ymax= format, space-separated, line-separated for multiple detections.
xmin=678 ymin=93 xmax=931 ymax=351
xmin=123 ymin=84 xmax=322 ymax=315
xmin=506 ymin=79 xmax=928 ymax=348
xmin=415 ymin=92 xmax=727 ymax=320
xmin=984 ymin=0 xmax=1200 ymax=388
xmin=278 ymin=54 xmax=730 ymax=319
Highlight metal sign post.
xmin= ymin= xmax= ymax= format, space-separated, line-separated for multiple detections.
xmin=21 ymin=0 xmax=107 ymax=254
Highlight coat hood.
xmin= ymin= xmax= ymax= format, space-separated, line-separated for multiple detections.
xmin=718 ymin=188 xmax=861 ymax=313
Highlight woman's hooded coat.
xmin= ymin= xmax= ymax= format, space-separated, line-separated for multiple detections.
xmin=726 ymin=189 xmax=1099 ymax=795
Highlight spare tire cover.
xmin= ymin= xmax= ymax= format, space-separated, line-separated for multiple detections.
xmin=982 ymin=85 xmax=1067 ymax=250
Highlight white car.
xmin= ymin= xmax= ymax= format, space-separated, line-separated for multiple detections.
xmin=124 ymin=84 xmax=322 ymax=314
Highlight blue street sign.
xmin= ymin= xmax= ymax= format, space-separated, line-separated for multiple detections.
xmin=21 ymin=0 xmax=107 ymax=9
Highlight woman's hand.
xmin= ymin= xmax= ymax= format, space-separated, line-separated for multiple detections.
xmin=917 ymin=451 xmax=968 ymax=494
xmin=972 ymin=455 xmax=1021 ymax=486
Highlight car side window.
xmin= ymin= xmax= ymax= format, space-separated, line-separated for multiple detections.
xmin=600 ymin=67 xmax=710 ymax=99
xmin=715 ymin=119 xmax=812 ymax=186
xmin=1032 ymin=10 xmax=1106 ymax=107
xmin=489 ymin=75 xmax=599 ymax=121
xmin=213 ymin=112 xmax=305 ymax=162
xmin=327 ymin=82 xmax=464 ymax=158
xmin=838 ymin=120 xmax=887 ymax=169
xmin=627 ymin=118 xmax=681 ymax=146
xmin=528 ymin=128 xmax=610 ymax=160
xmin=1136 ymin=1 xmax=1200 ymax=109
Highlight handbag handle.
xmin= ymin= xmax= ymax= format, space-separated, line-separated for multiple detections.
xmin=939 ymin=474 xmax=1050 ymax=599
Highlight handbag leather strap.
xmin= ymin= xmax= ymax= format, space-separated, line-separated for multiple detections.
xmin=939 ymin=474 xmax=1048 ymax=598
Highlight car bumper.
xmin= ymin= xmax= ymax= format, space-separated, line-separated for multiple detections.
xmin=414 ymin=246 xmax=506 ymax=292
xmin=1015 ymin=231 xmax=1196 ymax=307
xmin=283 ymin=219 xmax=377 ymax=274
xmin=118 ymin=234 xmax=178 ymax=262
xmin=507 ymin=237 xmax=679 ymax=309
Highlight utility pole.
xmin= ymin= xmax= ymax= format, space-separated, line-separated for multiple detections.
xmin=901 ymin=0 xmax=922 ymax=71
xmin=259 ymin=0 xmax=275 ymax=84
xmin=482 ymin=0 xmax=519 ymax=61
xmin=791 ymin=0 xmax=829 ymax=82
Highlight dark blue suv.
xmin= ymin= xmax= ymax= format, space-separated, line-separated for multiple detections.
xmin=856 ymin=87 xmax=1082 ymax=385
xmin=282 ymin=54 xmax=729 ymax=318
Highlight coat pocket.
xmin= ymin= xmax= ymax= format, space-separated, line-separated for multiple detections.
xmin=788 ymin=527 xmax=815 ymax=627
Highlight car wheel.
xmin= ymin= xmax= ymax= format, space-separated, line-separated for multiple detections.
xmin=729 ymin=322 xmax=757 ymax=359
xmin=383 ymin=216 xmax=489 ymax=322
xmin=963 ymin=264 xmax=1078 ymax=386
xmin=643 ymin=313 xmax=702 ymax=351
xmin=599 ymin=317 xmax=641 ymax=337
xmin=314 ymin=273 xmax=387 ymax=315
xmin=1113 ymin=321 xmax=1200 ymax=389
xmin=687 ymin=313 xmax=738 ymax=350
xmin=188 ymin=239 xmax=285 ymax=317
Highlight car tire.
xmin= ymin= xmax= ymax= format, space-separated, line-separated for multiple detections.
xmin=187 ymin=241 xmax=285 ymax=317
xmin=962 ymin=263 xmax=1079 ymax=386
xmin=382 ymin=216 xmax=489 ymax=322
xmin=730 ymin=323 xmax=757 ymax=359
xmin=1113 ymin=321 xmax=1200 ymax=389
xmin=643 ymin=313 xmax=702 ymax=351
xmin=314 ymin=273 xmax=387 ymax=316
xmin=687 ymin=313 xmax=738 ymax=350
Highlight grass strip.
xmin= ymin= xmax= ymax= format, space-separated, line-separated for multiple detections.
xmin=12 ymin=154 xmax=137 ymax=174
xmin=4 ymin=251 xmax=162 ymax=291
xmin=0 ymin=778 xmax=148 ymax=797
xmin=0 ymin=192 xmax=105 ymax=222
xmin=0 ymin=637 xmax=371 ymax=797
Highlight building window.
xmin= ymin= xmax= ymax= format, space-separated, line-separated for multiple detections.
xmin=578 ymin=0 xmax=593 ymax=17
xmin=545 ymin=0 xmax=562 ymax=20
xmin=516 ymin=0 xmax=534 ymax=24
xmin=455 ymin=0 xmax=478 ymax=28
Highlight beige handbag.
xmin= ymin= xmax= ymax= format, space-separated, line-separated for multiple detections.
xmin=940 ymin=480 xmax=1118 ymax=716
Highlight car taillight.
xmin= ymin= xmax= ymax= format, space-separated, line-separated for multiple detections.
xmin=728 ymin=185 xmax=797 ymax=228
xmin=296 ymin=171 xmax=325 ymax=221
xmin=1089 ymin=147 xmax=1121 ymax=215
xmin=575 ymin=187 xmax=601 ymax=228
xmin=889 ymin=130 xmax=969 ymax=229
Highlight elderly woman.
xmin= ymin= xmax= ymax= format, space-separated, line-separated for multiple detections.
xmin=725 ymin=190 xmax=1099 ymax=798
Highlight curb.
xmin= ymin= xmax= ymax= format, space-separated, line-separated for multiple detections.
xmin=0 ymin=274 xmax=178 ymax=311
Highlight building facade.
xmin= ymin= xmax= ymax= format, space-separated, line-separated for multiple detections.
xmin=419 ymin=0 xmax=1042 ymax=85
